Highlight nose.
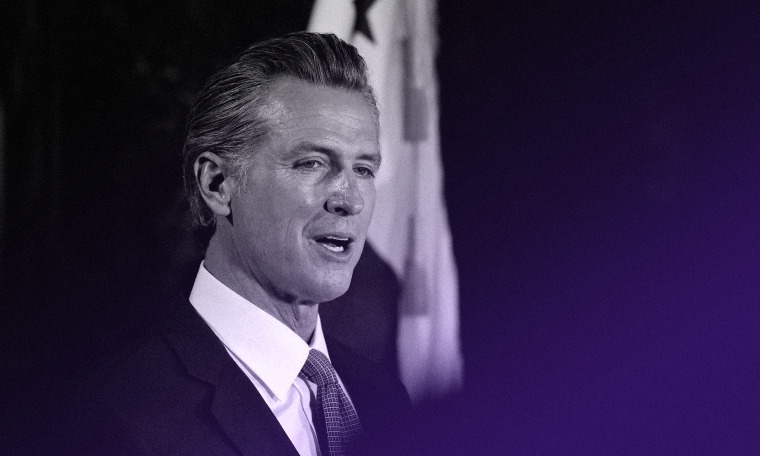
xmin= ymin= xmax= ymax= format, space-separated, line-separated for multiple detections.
xmin=325 ymin=173 xmax=365 ymax=216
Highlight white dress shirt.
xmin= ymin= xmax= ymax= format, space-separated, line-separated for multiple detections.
xmin=189 ymin=262 xmax=352 ymax=456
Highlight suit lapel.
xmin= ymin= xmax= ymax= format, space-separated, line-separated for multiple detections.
xmin=161 ymin=296 xmax=299 ymax=456
xmin=211 ymin=357 xmax=300 ymax=456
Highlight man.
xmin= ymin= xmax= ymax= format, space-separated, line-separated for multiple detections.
xmin=71 ymin=32 xmax=410 ymax=456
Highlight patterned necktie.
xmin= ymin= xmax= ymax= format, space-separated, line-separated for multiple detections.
xmin=300 ymin=349 xmax=363 ymax=456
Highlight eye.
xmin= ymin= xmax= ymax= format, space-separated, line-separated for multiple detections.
xmin=354 ymin=166 xmax=375 ymax=178
xmin=294 ymin=159 xmax=324 ymax=170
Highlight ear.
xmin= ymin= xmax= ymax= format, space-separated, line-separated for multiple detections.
xmin=194 ymin=152 xmax=236 ymax=217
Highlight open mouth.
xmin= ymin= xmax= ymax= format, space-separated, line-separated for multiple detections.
xmin=315 ymin=235 xmax=352 ymax=253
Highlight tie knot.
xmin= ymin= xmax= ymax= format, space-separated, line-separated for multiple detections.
xmin=301 ymin=349 xmax=339 ymax=387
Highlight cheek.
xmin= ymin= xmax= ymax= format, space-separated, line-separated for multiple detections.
xmin=268 ymin=191 xmax=322 ymax=239
xmin=241 ymin=178 xmax=325 ymax=241
xmin=257 ymin=180 xmax=316 ymax=219
xmin=274 ymin=175 xmax=322 ymax=206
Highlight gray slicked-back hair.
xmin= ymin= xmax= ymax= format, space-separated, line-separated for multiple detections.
xmin=182 ymin=32 xmax=377 ymax=244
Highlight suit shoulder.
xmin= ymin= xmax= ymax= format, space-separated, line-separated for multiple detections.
xmin=66 ymin=304 xmax=225 ymax=455
xmin=85 ymin=300 xmax=222 ymax=406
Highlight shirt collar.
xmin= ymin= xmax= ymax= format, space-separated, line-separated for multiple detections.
xmin=189 ymin=262 xmax=330 ymax=401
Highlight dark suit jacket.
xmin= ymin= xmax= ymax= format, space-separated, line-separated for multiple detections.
xmin=69 ymin=296 xmax=411 ymax=456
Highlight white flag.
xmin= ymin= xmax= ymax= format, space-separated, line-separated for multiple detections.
xmin=309 ymin=0 xmax=463 ymax=400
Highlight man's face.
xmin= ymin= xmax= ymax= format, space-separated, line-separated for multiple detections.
xmin=229 ymin=77 xmax=379 ymax=304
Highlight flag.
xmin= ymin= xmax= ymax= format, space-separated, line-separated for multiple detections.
xmin=309 ymin=0 xmax=463 ymax=401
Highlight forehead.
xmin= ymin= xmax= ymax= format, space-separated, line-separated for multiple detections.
xmin=261 ymin=77 xmax=379 ymax=147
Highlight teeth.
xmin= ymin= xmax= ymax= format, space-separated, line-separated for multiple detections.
xmin=316 ymin=235 xmax=350 ymax=253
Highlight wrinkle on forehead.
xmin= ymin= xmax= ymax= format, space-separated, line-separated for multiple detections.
xmin=264 ymin=77 xmax=377 ymax=136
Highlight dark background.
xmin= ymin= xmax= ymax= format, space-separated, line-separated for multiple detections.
xmin=2 ymin=0 xmax=759 ymax=454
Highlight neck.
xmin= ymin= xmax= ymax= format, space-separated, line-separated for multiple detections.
xmin=203 ymin=233 xmax=319 ymax=343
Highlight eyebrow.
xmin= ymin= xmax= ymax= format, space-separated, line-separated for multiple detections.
xmin=290 ymin=142 xmax=382 ymax=167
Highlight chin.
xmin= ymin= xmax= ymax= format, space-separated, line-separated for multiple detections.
xmin=299 ymin=274 xmax=353 ymax=304
xmin=313 ymin=282 xmax=351 ymax=303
